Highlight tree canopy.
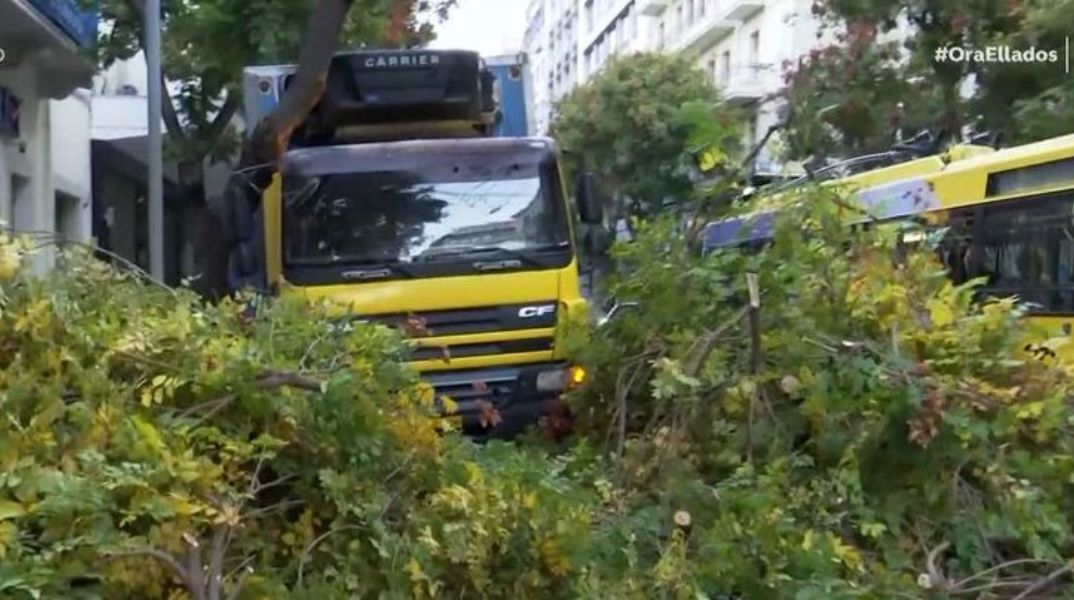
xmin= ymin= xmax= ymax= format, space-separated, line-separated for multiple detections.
xmin=781 ymin=0 xmax=1074 ymax=160
xmin=94 ymin=0 xmax=456 ymax=169
xmin=551 ymin=53 xmax=732 ymax=219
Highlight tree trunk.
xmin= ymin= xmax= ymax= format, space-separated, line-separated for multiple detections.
xmin=199 ymin=0 xmax=356 ymax=299
xmin=244 ymin=0 xmax=356 ymax=169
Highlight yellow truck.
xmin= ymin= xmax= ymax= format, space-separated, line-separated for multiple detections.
xmin=703 ymin=132 xmax=1074 ymax=360
xmin=228 ymin=49 xmax=607 ymax=438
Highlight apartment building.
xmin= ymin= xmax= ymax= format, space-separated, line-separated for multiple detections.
xmin=0 ymin=0 xmax=97 ymax=271
xmin=579 ymin=1 xmax=656 ymax=81
xmin=642 ymin=0 xmax=822 ymax=175
xmin=523 ymin=0 xmax=582 ymax=134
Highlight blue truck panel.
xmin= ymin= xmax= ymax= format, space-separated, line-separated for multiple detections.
xmin=485 ymin=58 xmax=530 ymax=138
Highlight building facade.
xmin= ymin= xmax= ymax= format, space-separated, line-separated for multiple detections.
xmin=522 ymin=0 xmax=830 ymax=175
xmin=579 ymin=0 xmax=654 ymax=81
xmin=642 ymin=0 xmax=823 ymax=175
xmin=0 ymin=0 xmax=97 ymax=270
xmin=523 ymin=0 xmax=583 ymax=134
xmin=91 ymin=52 xmax=239 ymax=287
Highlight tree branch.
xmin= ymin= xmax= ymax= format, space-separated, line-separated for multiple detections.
xmin=1011 ymin=563 xmax=1073 ymax=600
xmin=926 ymin=541 xmax=951 ymax=590
xmin=245 ymin=499 xmax=305 ymax=520
xmin=206 ymin=93 xmax=241 ymax=147
xmin=105 ymin=549 xmax=191 ymax=589
xmin=207 ymin=526 xmax=229 ymax=600
xmin=247 ymin=0 xmax=356 ymax=166
xmin=296 ymin=525 xmax=365 ymax=587
xmin=182 ymin=533 xmax=206 ymax=600
xmin=682 ymin=307 xmax=750 ymax=377
xmin=255 ymin=370 xmax=326 ymax=393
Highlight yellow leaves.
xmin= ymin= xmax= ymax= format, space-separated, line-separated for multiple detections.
xmin=695 ymin=146 xmax=726 ymax=173
xmin=129 ymin=415 xmax=165 ymax=455
xmin=0 ymin=522 xmax=17 ymax=559
xmin=538 ymin=537 xmax=571 ymax=576
xmin=0 ymin=500 xmax=26 ymax=521
xmin=140 ymin=374 xmax=183 ymax=407
xmin=163 ymin=492 xmax=203 ymax=517
xmin=927 ymin=297 xmax=955 ymax=328
xmin=1015 ymin=401 xmax=1046 ymax=421
xmin=830 ymin=534 xmax=865 ymax=573
xmin=464 ymin=461 xmax=483 ymax=486
xmin=13 ymin=298 xmax=51 ymax=334
xmin=0 ymin=237 xmax=22 ymax=282
xmin=801 ymin=530 xmax=865 ymax=572
xmin=522 ymin=491 xmax=538 ymax=510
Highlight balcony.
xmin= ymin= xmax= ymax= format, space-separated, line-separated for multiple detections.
xmin=719 ymin=64 xmax=769 ymax=105
xmin=638 ymin=0 xmax=669 ymax=16
xmin=0 ymin=0 xmax=98 ymax=98
xmin=674 ymin=17 xmax=735 ymax=58
xmin=723 ymin=0 xmax=764 ymax=21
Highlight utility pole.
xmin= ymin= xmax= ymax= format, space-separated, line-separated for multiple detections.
xmin=145 ymin=0 xmax=165 ymax=279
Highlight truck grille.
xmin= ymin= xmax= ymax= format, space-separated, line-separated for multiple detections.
xmin=355 ymin=301 xmax=558 ymax=337
xmin=411 ymin=337 xmax=553 ymax=361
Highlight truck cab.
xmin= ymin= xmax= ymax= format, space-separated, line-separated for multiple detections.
xmin=233 ymin=49 xmax=602 ymax=438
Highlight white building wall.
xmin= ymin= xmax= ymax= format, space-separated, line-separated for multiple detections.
xmin=50 ymin=90 xmax=93 ymax=241
xmin=524 ymin=0 xmax=582 ymax=134
xmin=0 ymin=64 xmax=93 ymax=274
xmin=648 ymin=0 xmax=823 ymax=174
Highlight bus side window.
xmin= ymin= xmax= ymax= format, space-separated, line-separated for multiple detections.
xmin=935 ymin=209 xmax=975 ymax=284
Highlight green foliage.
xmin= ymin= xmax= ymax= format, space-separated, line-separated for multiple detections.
xmin=570 ymin=140 xmax=1074 ymax=595
xmin=551 ymin=53 xmax=735 ymax=218
xmin=783 ymin=0 xmax=1074 ymax=159
xmin=9 ymin=143 xmax=1074 ymax=597
xmin=94 ymin=0 xmax=457 ymax=165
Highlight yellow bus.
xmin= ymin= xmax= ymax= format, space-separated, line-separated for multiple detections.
xmin=703 ymin=133 xmax=1074 ymax=360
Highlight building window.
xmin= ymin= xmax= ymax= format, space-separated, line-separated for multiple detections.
xmin=56 ymin=192 xmax=81 ymax=241
xmin=11 ymin=175 xmax=31 ymax=233
xmin=699 ymin=0 xmax=706 ymax=17
xmin=676 ymin=4 xmax=684 ymax=34
xmin=658 ymin=21 xmax=666 ymax=49
xmin=720 ymin=50 xmax=731 ymax=84
xmin=749 ymin=30 xmax=761 ymax=67
xmin=708 ymin=58 xmax=717 ymax=83
xmin=687 ymin=0 xmax=695 ymax=25
xmin=585 ymin=0 xmax=594 ymax=31
xmin=629 ymin=5 xmax=637 ymax=38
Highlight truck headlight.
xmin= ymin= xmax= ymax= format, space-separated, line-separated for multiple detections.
xmin=535 ymin=365 xmax=587 ymax=393
xmin=536 ymin=369 xmax=566 ymax=393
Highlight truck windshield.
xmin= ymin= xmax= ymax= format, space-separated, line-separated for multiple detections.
xmin=282 ymin=158 xmax=569 ymax=270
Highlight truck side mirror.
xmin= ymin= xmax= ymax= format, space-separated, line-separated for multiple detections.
xmin=575 ymin=172 xmax=604 ymax=225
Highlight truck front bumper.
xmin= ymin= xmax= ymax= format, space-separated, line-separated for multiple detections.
xmin=422 ymin=362 xmax=573 ymax=439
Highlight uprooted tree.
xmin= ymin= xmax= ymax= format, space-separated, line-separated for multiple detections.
xmin=95 ymin=0 xmax=456 ymax=296
xmin=5 ymin=106 xmax=1074 ymax=596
